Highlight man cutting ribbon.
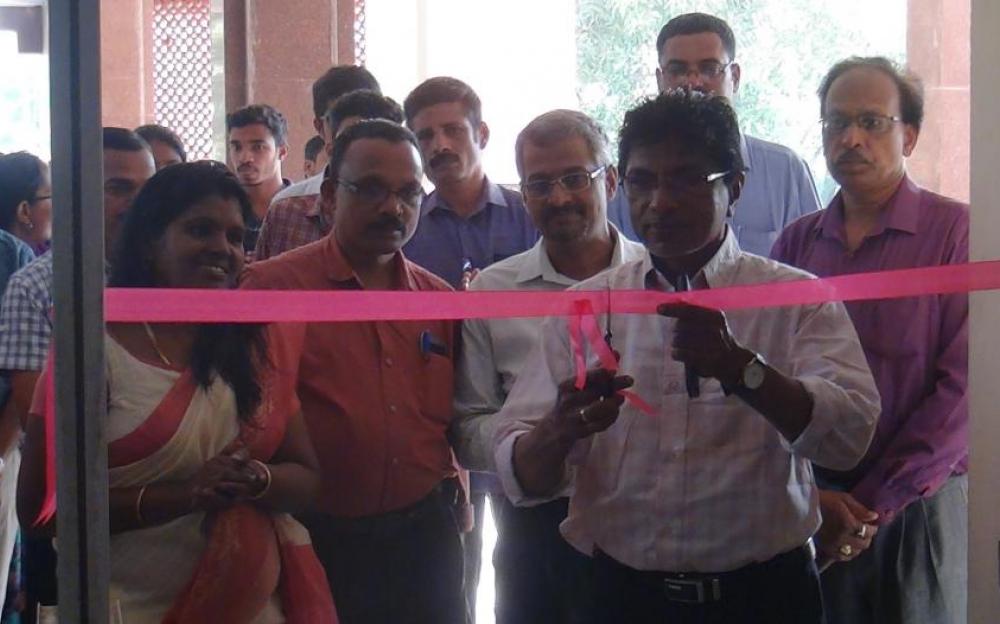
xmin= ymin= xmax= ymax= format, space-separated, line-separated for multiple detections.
xmin=492 ymin=90 xmax=881 ymax=624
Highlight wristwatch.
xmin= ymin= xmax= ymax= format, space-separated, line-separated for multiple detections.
xmin=732 ymin=352 xmax=767 ymax=393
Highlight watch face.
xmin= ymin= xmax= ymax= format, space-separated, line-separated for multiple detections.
xmin=744 ymin=359 xmax=766 ymax=390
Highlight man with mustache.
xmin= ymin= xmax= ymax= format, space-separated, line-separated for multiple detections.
xmin=771 ymin=57 xmax=969 ymax=624
xmin=493 ymin=91 xmax=880 ymax=623
xmin=452 ymin=110 xmax=645 ymax=623
xmin=402 ymin=76 xmax=538 ymax=618
xmin=606 ymin=12 xmax=821 ymax=257
xmin=241 ymin=120 xmax=467 ymax=624
xmin=226 ymin=104 xmax=290 ymax=253
xmin=402 ymin=77 xmax=537 ymax=289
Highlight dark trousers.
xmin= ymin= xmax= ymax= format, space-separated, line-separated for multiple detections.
xmin=300 ymin=488 xmax=467 ymax=624
xmin=592 ymin=544 xmax=824 ymax=624
xmin=821 ymin=475 xmax=967 ymax=624
xmin=491 ymin=495 xmax=594 ymax=624
xmin=20 ymin=536 xmax=56 ymax=624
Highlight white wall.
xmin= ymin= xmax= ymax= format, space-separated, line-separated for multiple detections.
xmin=364 ymin=0 xmax=578 ymax=185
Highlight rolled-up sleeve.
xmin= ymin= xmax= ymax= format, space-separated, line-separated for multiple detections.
xmin=451 ymin=316 xmax=504 ymax=472
xmin=493 ymin=317 xmax=574 ymax=506
xmin=784 ymin=300 xmax=881 ymax=470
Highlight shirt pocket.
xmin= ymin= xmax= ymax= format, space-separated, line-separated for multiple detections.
xmin=858 ymin=298 xmax=926 ymax=360
xmin=415 ymin=326 xmax=455 ymax=425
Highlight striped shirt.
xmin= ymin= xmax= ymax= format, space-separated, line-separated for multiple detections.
xmin=493 ymin=230 xmax=880 ymax=572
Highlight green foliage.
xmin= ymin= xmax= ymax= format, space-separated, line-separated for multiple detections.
xmin=575 ymin=0 xmax=906 ymax=199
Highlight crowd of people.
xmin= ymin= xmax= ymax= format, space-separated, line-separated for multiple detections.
xmin=0 ymin=11 xmax=968 ymax=624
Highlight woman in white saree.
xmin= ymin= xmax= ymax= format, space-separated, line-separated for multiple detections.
xmin=18 ymin=161 xmax=337 ymax=623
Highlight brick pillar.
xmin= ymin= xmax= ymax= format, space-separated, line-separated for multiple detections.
xmin=225 ymin=0 xmax=353 ymax=180
xmin=907 ymin=0 xmax=970 ymax=202
xmin=100 ymin=0 xmax=155 ymax=128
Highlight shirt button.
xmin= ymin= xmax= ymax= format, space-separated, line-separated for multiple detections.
xmin=385 ymin=356 xmax=394 ymax=367
xmin=667 ymin=381 xmax=681 ymax=393
xmin=388 ymin=404 xmax=397 ymax=414
xmin=391 ymin=458 xmax=400 ymax=466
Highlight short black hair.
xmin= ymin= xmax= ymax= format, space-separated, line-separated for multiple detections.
xmin=618 ymin=90 xmax=744 ymax=178
xmin=226 ymin=104 xmax=288 ymax=147
xmin=818 ymin=56 xmax=925 ymax=130
xmin=403 ymin=76 xmax=482 ymax=130
xmin=304 ymin=135 xmax=325 ymax=163
xmin=325 ymin=89 xmax=404 ymax=137
xmin=656 ymin=13 xmax=736 ymax=61
xmin=135 ymin=124 xmax=188 ymax=162
xmin=109 ymin=161 xmax=266 ymax=422
xmin=103 ymin=126 xmax=151 ymax=153
xmin=327 ymin=119 xmax=420 ymax=181
xmin=312 ymin=65 xmax=381 ymax=119
xmin=0 ymin=151 xmax=46 ymax=231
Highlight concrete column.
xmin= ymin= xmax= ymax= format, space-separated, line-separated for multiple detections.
xmin=225 ymin=0 xmax=350 ymax=179
xmin=907 ymin=0 xmax=970 ymax=202
xmin=100 ymin=0 xmax=154 ymax=128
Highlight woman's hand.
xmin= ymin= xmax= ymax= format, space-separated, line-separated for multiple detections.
xmin=190 ymin=452 xmax=267 ymax=510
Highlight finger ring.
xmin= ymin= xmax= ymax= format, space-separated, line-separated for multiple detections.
xmin=839 ymin=544 xmax=853 ymax=557
xmin=854 ymin=525 xmax=867 ymax=539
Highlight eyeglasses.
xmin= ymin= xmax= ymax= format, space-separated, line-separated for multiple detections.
xmin=821 ymin=113 xmax=902 ymax=137
xmin=337 ymin=178 xmax=423 ymax=208
xmin=661 ymin=61 xmax=733 ymax=82
xmin=31 ymin=195 xmax=52 ymax=203
xmin=521 ymin=165 xmax=606 ymax=200
xmin=623 ymin=170 xmax=731 ymax=199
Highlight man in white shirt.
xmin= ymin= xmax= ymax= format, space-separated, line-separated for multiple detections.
xmin=452 ymin=110 xmax=645 ymax=623
xmin=493 ymin=91 xmax=880 ymax=623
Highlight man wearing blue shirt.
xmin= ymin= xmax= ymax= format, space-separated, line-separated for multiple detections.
xmin=607 ymin=12 xmax=821 ymax=256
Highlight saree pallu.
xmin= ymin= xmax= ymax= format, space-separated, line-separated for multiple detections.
xmin=34 ymin=334 xmax=336 ymax=623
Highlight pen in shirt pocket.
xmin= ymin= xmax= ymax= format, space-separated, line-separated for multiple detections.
xmin=419 ymin=329 xmax=449 ymax=359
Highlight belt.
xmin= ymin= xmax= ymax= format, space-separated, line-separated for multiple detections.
xmin=594 ymin=542 xmax=815 ymax=605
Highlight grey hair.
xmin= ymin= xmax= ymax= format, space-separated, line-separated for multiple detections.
xmin=515 ymin=109 xmax=613 ymax=178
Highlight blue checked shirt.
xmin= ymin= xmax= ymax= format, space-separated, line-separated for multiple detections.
xmin=0 ymin=251 xmax=54 ymax=373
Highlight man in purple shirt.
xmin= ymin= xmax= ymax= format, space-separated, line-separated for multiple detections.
xmin=772 ymin=56 xmax=968 ymax=624
xmin=402 ymin=77 xmax=538 ymax=289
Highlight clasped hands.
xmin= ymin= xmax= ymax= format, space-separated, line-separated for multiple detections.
xmin=190 ymin=447 xmax=270 ymax=510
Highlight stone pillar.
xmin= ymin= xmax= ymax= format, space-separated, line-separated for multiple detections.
xmin=907 ymin=0 xmax=970 ymax=202
xmin=100 ymin=0 xmax=155 ymax=128
xmin=225 ymin=0 xmax=351 ymax=180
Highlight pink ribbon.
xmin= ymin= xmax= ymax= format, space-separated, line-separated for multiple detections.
xmin=104 ymin=260 xmax=1000 ymax=323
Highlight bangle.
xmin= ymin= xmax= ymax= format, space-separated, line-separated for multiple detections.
xmin=135 ymin=484 xmax=148 ymax=525
xmin=249 ymin=460 xmax=272 ymax=500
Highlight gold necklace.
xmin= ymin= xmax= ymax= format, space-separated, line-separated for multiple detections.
xmin=142 ymin=322 xmax=173 ymax=367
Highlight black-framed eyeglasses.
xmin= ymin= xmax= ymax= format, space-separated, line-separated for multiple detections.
xmin=661 ymin=60 xmax=733 ymax=82
xmin=521 ymin=165 xmax=606 ymax=200
xmin=821 ymin=113 xmax=902 ymax=137
xmin=623 ymin=169 xmax=731 ymax=199
xmin=337 ymin=178 xmax=423 ymax=208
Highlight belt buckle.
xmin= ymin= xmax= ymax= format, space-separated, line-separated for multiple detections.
xmin=662 ymin=576 xmax=721 ymax=604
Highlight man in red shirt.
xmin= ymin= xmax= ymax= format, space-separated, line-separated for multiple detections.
xmin=242 ymin=120 xmax=466 ymax=624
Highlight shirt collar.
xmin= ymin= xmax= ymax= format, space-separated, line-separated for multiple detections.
xmin=421 ymin=177 xmax=507 ymax=218
xmin=640 ymin=225 xmax=742 ymax=291
xmin=817 ymin=174 xmax=921 ymax=242
xmin=323 ymin=231 xmax=415 ymax=290
xmin=514 ymin=224 xmax=630 ymax=286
